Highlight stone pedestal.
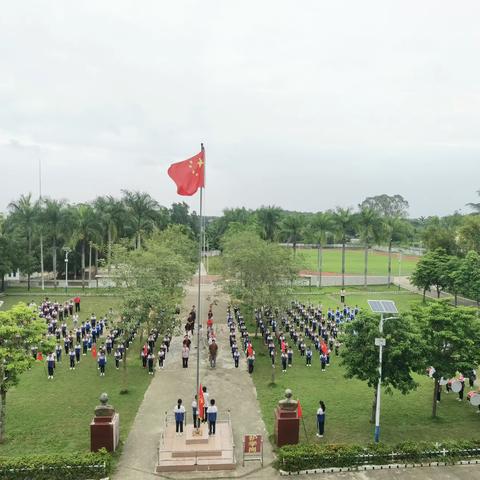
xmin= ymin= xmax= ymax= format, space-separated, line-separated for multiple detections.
xmin=274 ymin=406 xmax=299 ymax=447
xmin=90 ymin=413 xmax=120 ymax=452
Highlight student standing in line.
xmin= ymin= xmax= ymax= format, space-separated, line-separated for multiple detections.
xmin=174 ymin=399 xmax=186 ymax=435
xmin=192 ymin=395 xmax=199 ymax=428
xmin=46 ymin=352 xmax=55 ymax=379
xmin=69 ymin=349 xmax=76 ymax=370
xmin=233 ymin=349 xmax=240 ymax=368
xmin=316 ymin=400 xmax=326 ymax=438
xmin=98 ymin=353 xmax=107 ymax=376
xmin=202 ymin=386 xmax=209 ymax=423
xmin=207 ymin=399 xmax=218 ymax=435
xmin=147 ymin=352 xmax=155 ymax=375
xmin=182 ymin=345 xmax=190 ymax=368
xmin=114 ymin=349 xmax=121 ymax=369
xmin=306 ymin=346 xmax=313 ymax=366
xmin=158 ymin=348 xmax=165 ymax=369
xmin=281 ymin=351 xmax=288 ymax=373
xmin=247 ymin=352 xmax=255 ymax=374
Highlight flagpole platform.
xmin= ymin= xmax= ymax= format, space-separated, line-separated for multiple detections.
xmin=156 ymin=422 xmax=235 ymax=472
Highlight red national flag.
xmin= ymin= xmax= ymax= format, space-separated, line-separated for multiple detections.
xmin=198 ymin=384 xmax=205 ymax=420
xmin=91 ymin=345 xmax=97 ymax=359
xmin=168 ymin=147 xmax=205 ymax=196
xmin=37 ymin=351 xmax=43 ymax=361
xmin=321 ymin=341 xmax=328 ymax=354
xmin=297 ymin=399 xmax=302 ymax=418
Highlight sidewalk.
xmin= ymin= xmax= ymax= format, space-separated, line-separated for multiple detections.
xmin=113 ymin=280 xmax=275 ymax=479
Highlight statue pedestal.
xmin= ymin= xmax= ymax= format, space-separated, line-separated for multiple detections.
xmin=274 ymin=407 xmax=299 ymax=447
xmin=90 ymin=413 xmax=120 ymax=452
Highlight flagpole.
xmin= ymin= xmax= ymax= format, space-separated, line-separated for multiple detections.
xmin=195 ymin=144 xmax=205 ymax=421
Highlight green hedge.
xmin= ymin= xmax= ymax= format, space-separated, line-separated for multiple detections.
xmin=0 ymin=450 xmax=110 ymax=480
xmin=278 ymin=440 xmax=480 ymax=472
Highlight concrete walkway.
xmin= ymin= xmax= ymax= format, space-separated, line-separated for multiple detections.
xmin=113 ymin=280 xmax=275 ymax=479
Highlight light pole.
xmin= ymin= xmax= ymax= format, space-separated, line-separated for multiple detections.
xmin=63 ymin=247 xmax=71 ymax=294
xmin=368 ymin=300 xmax=398 ymax=443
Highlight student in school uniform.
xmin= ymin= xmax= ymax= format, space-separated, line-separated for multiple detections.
xmin=75 ymin=343 xmax=81 ymax=363
xmin=281 ymin=351 xmax=288 ymax=372
xmin=55 ymin=344 xmax=62 ymax=363
xmin=46 ymin=353 xmax=55 ymax=379
xmin=247 ymin=352 xmax=255 ymax=374
xmin=114 ymin=349 xmax=121 ymax=369
xmin=202 ymin=386 xmax=209 ymax=423
xmin=320 ymin=353 xmax=327 ymax=372
xmin=182 ymin=345 xmax=190 ymax=368
xmin=158 ymin=349 xmax=165 ymax=369
xmin=98 ymin=353 xmax=107 ymax=376
xmin=207 ymin=399 xmax=218 ymax=435
xmin=69 ymin=349 xmax=76 ymax=370
xmin=141 ymin=348 xmax=147 ymax=368
xmin=192 ymin=396 xmax=199 ymax=428
xmin=174 ymin=399 xmax=186 ymax=435
xmin=287 ymin=347 xmax=293 ymax=367
xmin=147 ymin=352 xmax=155 ymax=375
xmin=233 ymin=349 xmax=240 ymax=368
xmin=306 ymin=346 xmax=313 ymax=367
xmin=316 ymin=400 xmax=326 ymax=438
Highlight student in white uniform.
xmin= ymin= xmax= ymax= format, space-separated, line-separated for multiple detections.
xmin=174 ymin=399 xmax=186 ymax=435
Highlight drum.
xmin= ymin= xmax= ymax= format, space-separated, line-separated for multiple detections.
xmin=439 ymin=378 xmax=448 ymax=386
xmin=451 ymin=380 xmax=462 ymax=393
xmin=471 ymin=394 xmax=480 ymax=407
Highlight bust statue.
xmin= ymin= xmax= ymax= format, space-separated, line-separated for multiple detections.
xmin=94 ymin=392 xmax=115 ymax=417
xmin=278 ymin=389 xmax=298 ymax=410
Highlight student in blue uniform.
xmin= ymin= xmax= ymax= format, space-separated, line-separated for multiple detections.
xmin=46 ymin=353 xmax=55 ymax=379
xmin=281 ymin=351 xmax=288 ymax=372
xmin=82 ymin=337 xmax=88 ymax=356
xmin=207 ymin=399 xmax=218 ymax=436
xmin=316 ymin=400 xmax=326 ymax=438
xmin=233 ymin=349 xmax=240 ymax=368
xmin=306 ymin=346 xmax=313 ymax=366
xmin=147 ymin=352 xmax=155 ymax=375
xmin=55 ymin=344 xmax=62 ymax=363
xmin=98 ymin=353 xmax=107 ymax=376
xmin=174 ymin=399 xmax=186 ymax=435
xmin=114 ymin=349 xmax=121 ymax=369
xmin=158 ymin=349 xmax=165 ymax=369
xmin=75 ymin=343 xmax=81 ymax=363
xmin=69 ymin=349 xmax=76 ymax=370
xmin=287 ymin=347 xmax=293 ymax=367
xmin=320 ymin=352 xmax=327 ymax=372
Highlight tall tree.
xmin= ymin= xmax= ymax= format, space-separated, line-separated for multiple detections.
xmin=310 ymin=211 xmax=333 ymax=288
xmin=341 ymin=312 xmax=422 ymax=423
xmin=0 ymin=214 xmax=15 ymax=292
xmin=256 ymin=206 xmax=283 ymax=241
xmin=93 ymin=196 xmax=125 ymax=271
xmin=41 ymin=198 xmax=69 ymax=288
xmin=456 ymin=251 xmax=480 ymax=307
xmin=356 ymin=207 xmax=384 ymax=287
xmin=458 ymin=215 xmax=480 ymax=254
xmin=331 ymin=207 xmax=355 ymax=287
xmin=410 ymin=248 xmax=450 ymax=301
xmin=359 ymin=194 xmax=409 ymax=218
xmin=410 ymin=301 xmax=480 ymax=417
xmin=122 ymin=190 xmax=159 ymax=249
xmin=70 ymin=204 xmax=101 ymax=289
xmin=422 ymin=218 xmax=458 ymax=255
xmin=0 ymin=304 xmax=54 ymax=442
xmin=7 ymin=194 xmax=38 ymax=290
xmin=281 ymin=214 xmax=304 ymax=257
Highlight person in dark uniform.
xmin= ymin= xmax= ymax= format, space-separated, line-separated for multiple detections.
xmin=114 ymin=349 xmax=121 ymax=369
xmin=46 ymin=353 xmax=55 ymax=379
xmin=147 ymin=352 xmax=155 ymax=375
xmin=69 ymin=349 xmax=75 ymax=370
xmin=75 ymin=343 xmax=81 ymax=363
xmin=207 ymin=399 xmax=218 ymax=436
xmin=55 ymin=344 xmax=62 ymax=363
xmin=98 ymin=353 xmax=107 ymax=376
xmin=174 ymin=399 xmax=186 ymax=435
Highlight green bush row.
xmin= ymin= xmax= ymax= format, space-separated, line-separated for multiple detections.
xmin=0 ymin=450 xmax=110 ymax=480
xmin=278 ymin=440 xmax=480 ymax=472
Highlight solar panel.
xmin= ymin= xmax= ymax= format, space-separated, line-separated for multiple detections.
xmin=368 ymin=300 xmax=398 ymax=314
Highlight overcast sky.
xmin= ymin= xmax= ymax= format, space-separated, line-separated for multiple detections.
xmin=1 ymin=1 xmax=479 ymax=218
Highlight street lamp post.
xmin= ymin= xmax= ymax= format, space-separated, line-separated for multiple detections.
xmin=368 ymin=300 xmax=398 ymax=444
xmin=63 ymin=247 xmax=71 ymax=294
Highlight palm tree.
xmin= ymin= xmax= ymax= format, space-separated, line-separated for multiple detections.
xmin=281 ymin=214 xmax=304 ymax=257
xmin=70 ymin=204 xmax=101 ymax=289
xmin=311 ymin=212 xmax=333 ymax=288
xmin=331 ymin=207 xmax=355 ymax=287
xmin=8 ymin=194 xmax=37 ymax=290
xmin=93 ymin=196 xmax=125 ymax=270
xmin=356 ymin=207 xmax=384 ymax=287
xmin=41 ymin=198 xmax=69 ymax=288
xmin=384 ymin=217 xmax=411 ymax=286
xmin=122 ymin=190 xmax=159 ymax=249
xmin=256 ymin=206 xmax=282 ymax=241
xmin=467 ymin=189 xmax=480 ymax=213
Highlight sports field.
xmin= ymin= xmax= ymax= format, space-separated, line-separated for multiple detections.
xmin=296 ymin=248 xmax=419 ymax=276
xmin=206 ymin=248 xmax=419 ymax=276
xmin=0 ymin=293 xmax=153 ymax=455
xmin=248 ymin=287 xmax=480 ymax=445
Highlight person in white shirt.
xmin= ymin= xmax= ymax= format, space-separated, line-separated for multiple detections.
xmin=174 ymin=399 xmax=186 ymax=435
xmin=316 ymin=400 xmax=326 ymax=437
xmin=202 ymin=386 xmax=209 ymax=423
xmin=192 ymin=396 xmax=199 ymax=428
xmin=207 ymin=399 xmax=218 ymax=435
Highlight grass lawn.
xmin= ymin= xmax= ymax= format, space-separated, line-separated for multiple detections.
xmin=206 ymin=248 xmax=419 ymax=277
xmin=249 ymin=287 xmax=480 ymax=445
xmin=296 ymin=248 xmax=419 ymax=276
xmin=0 ymin=292 xmax=154 ymax=456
